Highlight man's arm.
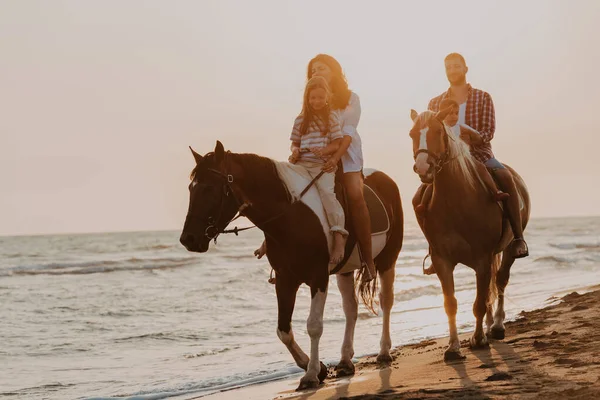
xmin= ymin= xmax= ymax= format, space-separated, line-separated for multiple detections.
xmin=478 ymin=92 xmax=496 ymax=144
xmin=460 ymin=92 xmax=495 ymax=146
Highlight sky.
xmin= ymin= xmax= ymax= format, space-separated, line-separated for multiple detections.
xmin=1 ymin=0 xmax=599 ymax=236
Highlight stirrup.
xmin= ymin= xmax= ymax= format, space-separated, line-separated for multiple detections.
xmin=268 ymin=268 xmax=276 ymax=284
xmin=423 ymin=265 xmax=436 ymax=275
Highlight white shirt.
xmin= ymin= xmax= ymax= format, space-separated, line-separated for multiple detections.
xmin=339 ymin=92 xmax=364 ymax=173
xmin=458 ymin=102 xmax=467 ymax=125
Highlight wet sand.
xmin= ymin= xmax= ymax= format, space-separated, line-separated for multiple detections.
xmin=206 ymin=286 xmax=600 ymax=400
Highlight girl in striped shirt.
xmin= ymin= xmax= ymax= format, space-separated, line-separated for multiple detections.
xmin=289 ymin=76 xmax=348 ymax=264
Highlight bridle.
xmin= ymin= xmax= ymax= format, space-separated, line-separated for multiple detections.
xmin=412 ymin=120 xmax=456 ymax=177
xmin=187 ymin=152 xmax=324 ymax=243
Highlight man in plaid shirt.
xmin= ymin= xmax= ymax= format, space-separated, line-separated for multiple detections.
xmin=427 ymin=53 xmax=529 ymax=259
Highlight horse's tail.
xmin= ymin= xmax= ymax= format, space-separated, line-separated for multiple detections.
xmin=357 ymin=268 xmax=379 ymax=315
xmin=489 ymin=253 xmax=501 ymax=307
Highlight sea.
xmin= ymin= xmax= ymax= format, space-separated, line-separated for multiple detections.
xmin=1 ymin=217 xmax=599 ymax=399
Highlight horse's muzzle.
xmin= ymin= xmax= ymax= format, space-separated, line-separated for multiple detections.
xmin=413 ymin=163 xmax=433 ymax=184
xmin=180 ymin=232 xmax=209 ymax=253
xmin=419 ymin=173 xmax=433 ymax=184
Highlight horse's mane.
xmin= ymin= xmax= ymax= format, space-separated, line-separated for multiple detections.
xmin=190 ymin=152 xmax=292 ymax=203
xmin=231 ymin=153 xmax=292 ymax=202
xmin=418 ymin=111 xmax=484 ymax=190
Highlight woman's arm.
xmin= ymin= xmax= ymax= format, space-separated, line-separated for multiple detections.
xmin=316 ymin=138 xmax=342 ymax=156
xmin=322 ymin=94 xmax=360 ymax=172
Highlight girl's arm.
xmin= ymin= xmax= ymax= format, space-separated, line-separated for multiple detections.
xmin=318 ymin=138 xmax=342 ymax=156
xmin=290 ymin=115 xmax=303 ymax=147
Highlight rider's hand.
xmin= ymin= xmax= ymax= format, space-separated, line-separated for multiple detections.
xmin=322 ymin=156 xmax=339 ymax=173
xmin=289 ymin=149 xmax=300 ymax=164
xmin=459 ymin=126 xmax=473 ymax=145
xmin=310 ymin=147 xmax=325 ymax=159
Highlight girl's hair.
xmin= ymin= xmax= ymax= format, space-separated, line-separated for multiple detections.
xmin=307 ymin=54 xmax=351 ymax=111
xmin=300 ymin=75 xmax=331 ymax=136
xmin=439 ymin=98 xmax=459 ymax=110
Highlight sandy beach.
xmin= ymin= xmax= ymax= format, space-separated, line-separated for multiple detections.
xmin=207 ymin=286 xmax=600 ymax=400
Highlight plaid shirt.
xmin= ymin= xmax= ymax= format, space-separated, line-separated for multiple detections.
xmin=428 ymin=84 xmax=495 ymax=163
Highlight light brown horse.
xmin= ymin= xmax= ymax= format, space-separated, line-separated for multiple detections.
xmin=409 ymin=109 xmax=530 ymax=360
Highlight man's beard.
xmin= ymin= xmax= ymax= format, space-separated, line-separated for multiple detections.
xmin=448 ymin=74 xmax=467 ymax=85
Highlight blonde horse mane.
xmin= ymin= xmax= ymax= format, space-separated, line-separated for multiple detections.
xmin=418 ymin=111 xmax=484 ymax=190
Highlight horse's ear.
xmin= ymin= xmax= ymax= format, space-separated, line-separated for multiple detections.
xmin=189 ymin=146 xmax=203 ymax=164
xmin=410 ymin=109 xmax=419 ymax=122
xmin=214 ymin=141 xmax=225 ymax=165
xmin=435 ymin=106 xmax=453 ymax=122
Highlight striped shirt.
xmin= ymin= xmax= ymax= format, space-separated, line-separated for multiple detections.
xmin=428 ymin=84 xmax=495 ymax=163
xmin=290 ymin=110 xmax=343 ymax=163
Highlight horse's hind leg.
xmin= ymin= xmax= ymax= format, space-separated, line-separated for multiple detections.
xmin=377 ymin=265 xmax=395 ymax=363
xmin=491 ymin=250 xmax=515 ymax=340
xmin=434 ymin=255 xmax=463 ymax=361
xmin=335 ymin=272 xmax=357 ymax=376
xmin=485 ymin=304 xmax=494 ymax=337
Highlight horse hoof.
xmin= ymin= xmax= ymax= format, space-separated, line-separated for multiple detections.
xmin=469 ymin=335 xmax=489 ymax=349
xmin=376 ymin=353 xmax=393 ymax=364
xmin=318 ymin=362 xmax=328 ymax=383
xmin=444 ymin=349 xmax=466 ymax=362
xmin=490 ymin=327 xmax=505 ymax=340
xmin=296 ymin=377 xmax=320 ymax=391
xmin=335 ymin=360 xmax=355 ymax=377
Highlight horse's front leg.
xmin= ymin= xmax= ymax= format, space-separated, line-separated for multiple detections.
xmin=275 ymin=274 xmax=309 ymax=371
xmin=433 ymin=255 xmax=463 ymax=361
xmin=297 ymin=284 xmax=329 ymax=390
xmin=335 ymin=272 xmax=357 ymax=376
xmin=490 ymin=248 xmax=516 ymax=340
xmin=470 ymin=258 xmax=492 ymax=348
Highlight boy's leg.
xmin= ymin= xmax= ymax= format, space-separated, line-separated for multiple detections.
xmin=415 ymin=184 xmax=433 ymax=215
xmin=476 ymin=161 xmax=509 ymax=201
xmin=254 ymin=240 xmax=267 ymax=259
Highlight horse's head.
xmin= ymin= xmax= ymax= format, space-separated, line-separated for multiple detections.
xmin=180 ymin=141 xmax=242 ymax=252
xmin=409 ymin=107 xmax=454 ymax=183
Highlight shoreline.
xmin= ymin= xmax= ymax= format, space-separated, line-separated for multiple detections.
xmin=202 ymin=285 xmax=600 ymax=400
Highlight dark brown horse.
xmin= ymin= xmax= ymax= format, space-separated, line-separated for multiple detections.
xmin=409 ymin=110 xmax=530 ymax=360
xmin=180 ymin=141 xmax=403 ymax=389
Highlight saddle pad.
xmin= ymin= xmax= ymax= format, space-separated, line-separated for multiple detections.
xmin=273 ymin=161 xmax=391 ymax=275
xmin=364 ymin=184 xmax=390 ymax=235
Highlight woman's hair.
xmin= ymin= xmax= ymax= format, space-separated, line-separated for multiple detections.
xmin=300 ymin=76 xmax=331 ymax=136
xmin=307 ymin=54 xmax=351 ymax=110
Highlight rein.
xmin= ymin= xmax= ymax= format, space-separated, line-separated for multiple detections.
xmin=413 ymin=126 xmax=459 ymax=175
xmin=203 ymin=163 xmax=325 ymax=243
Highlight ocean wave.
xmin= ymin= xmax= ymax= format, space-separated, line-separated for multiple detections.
xmin=534 ymin=255 xmax=570 ymax=264
xmin=549 ymin=242 xmax=600 ymax=250
xmin=395 ymin=285 xmax=441 ymax=302
xmin=183 ymin=346 xmax=240 ymax=359
xmin=0 ymin=256 xmax=200 ymax=277
xmin=114 ymin=332 xmax=210 ymax=343
xmin=85 ymin=366 xmax=304 ymax=400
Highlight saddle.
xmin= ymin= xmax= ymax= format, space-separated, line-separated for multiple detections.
xmin=331 ymin=168 xmax=390 ymax=274
xmin=272 ymin=161 xmax=390 ymax=274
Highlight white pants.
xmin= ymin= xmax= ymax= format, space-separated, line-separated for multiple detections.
xmin=297 ymin=161 xmax=348 ymax=236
